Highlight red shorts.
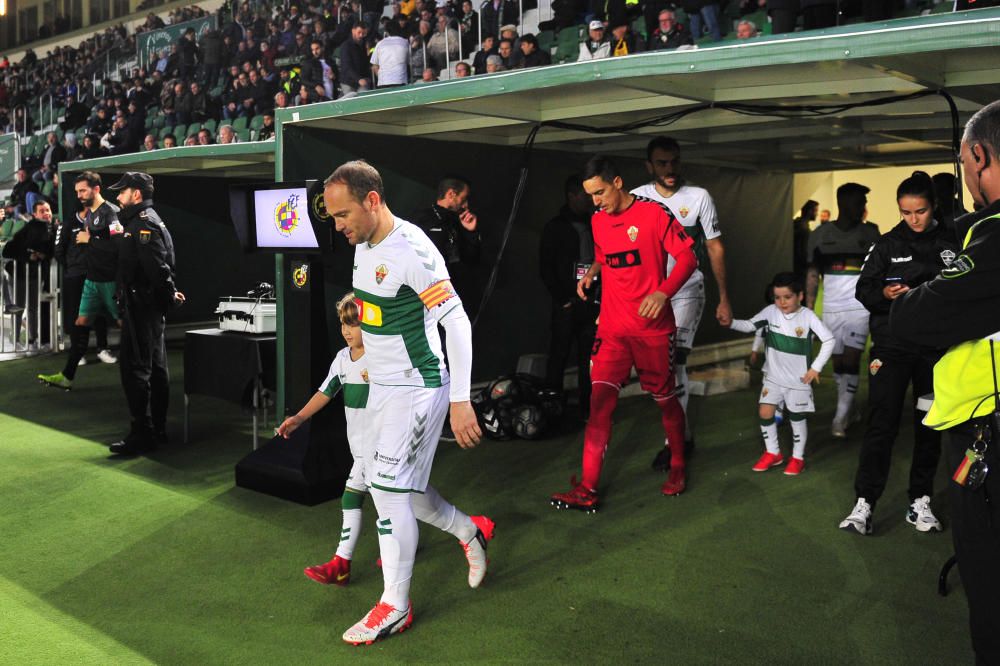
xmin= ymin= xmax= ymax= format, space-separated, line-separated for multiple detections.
xmin=590 ymin=332 xmax=676 ymax=398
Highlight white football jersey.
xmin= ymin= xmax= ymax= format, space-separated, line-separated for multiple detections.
xmin=731 ymin=305 xmax=835 ymax=389
xmin=319 ymin=346 xmax=370 ymax=454
xmin=352 ymin=217 xmax=461 ymax=388
xmin=630 ymin=182 xmax=720 ymax=299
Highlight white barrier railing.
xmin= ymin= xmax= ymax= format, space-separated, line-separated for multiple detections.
xmin=0 ymin=255 xmax=60 ymax=357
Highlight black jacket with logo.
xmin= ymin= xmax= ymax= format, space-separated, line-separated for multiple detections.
xmin=857 ymin=219 xmax=958 ymax=348
xmin=890 ymin=199 xmax=1000 ymax=350
xmin=54 ymin=213 xmax=88 ymax=278
xmin=117 ymin=200 xmax=177 ymax=312
xmin=85 ymin=200 xmax=122 ymax=282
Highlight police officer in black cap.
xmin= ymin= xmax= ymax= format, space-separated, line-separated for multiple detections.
xmin=106 ymin=172 xmax=184 ymax=455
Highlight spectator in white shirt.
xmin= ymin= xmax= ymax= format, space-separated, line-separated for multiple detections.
xmin=371 ymin=22 xmax=411 ymax=86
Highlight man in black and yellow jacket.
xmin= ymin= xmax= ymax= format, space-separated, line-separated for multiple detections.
xmin=891 ymin=99 xmax=1000 ymax=665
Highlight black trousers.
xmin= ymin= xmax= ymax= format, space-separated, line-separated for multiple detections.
xmin=769 ymin=9 xmax=798 ymax=34
xmin=802 ymin=4 xmax=837 ymax=29
xmin=120 ymin=304 xmax=169 ymax=436
xmin=545 ymin=302 xmax=597 ymax=414
xmin=61 ymin=275 xmax=109 ymax=380
xmin=946 ymin=420 xmax=1000 ymax=665
xmin=854 ymin=345 xmax=941 ymax=504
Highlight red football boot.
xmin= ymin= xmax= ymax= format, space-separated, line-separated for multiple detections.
xmin=550 ymin=477 xmax=599 ymax=513
xmin=304 ymin=554 xmax=351 ymax=586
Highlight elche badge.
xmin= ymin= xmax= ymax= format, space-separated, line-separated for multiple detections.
xmin=870 ymin=358 xmax=883 ymax=376
xmin=794 ymin=327 xmax=804 ymax=337
xmin=627 ymin=225 xmax=639 ymax=242
xmin=375 ymin=264 xmax=388 ymax=284
xmin=679 ymin=206 xmax=690 ymax=218
xmin=940 ymin=249 xmax=955 ymax=266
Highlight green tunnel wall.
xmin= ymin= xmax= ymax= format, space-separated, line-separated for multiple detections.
xmin=280 ymin=125 xmax=793 ymax=382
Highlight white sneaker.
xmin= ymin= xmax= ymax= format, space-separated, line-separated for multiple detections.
xmin=25 ymin=342 xmax=39 ymax=357
xmin=78 ymin=356 xmax=88 ymax=366
xmin=839 ymin=498 xmax=873 ymax=535
xmin=831 ymin=418 xmax=847 ymax=439
xmin=907 ymin=495 xmax=943 ymax=533
xmin=342 ymin=601 xmax=413 ymax=645
xmin=97 ymin=349 xmax=117 ymax=364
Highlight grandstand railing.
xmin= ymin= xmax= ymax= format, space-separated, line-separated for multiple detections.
xmin=0 ymin=255 xmax=59 ymax=358
xmin=37 ymin=93 xmax=54 ymax=133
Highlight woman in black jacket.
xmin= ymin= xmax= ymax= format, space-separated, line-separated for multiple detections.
xmin=839 ymin=171 xmax=960 ymax=536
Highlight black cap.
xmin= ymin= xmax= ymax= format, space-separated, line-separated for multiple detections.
xmin=107 ymin=171 xmax=154 ymax=199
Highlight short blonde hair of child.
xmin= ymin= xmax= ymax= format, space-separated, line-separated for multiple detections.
xmin=337 ymin=292 xmax=360 ymax=327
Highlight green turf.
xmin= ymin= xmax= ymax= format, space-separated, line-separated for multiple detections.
xmin=0 ymin=348 xmax=972 ymax=663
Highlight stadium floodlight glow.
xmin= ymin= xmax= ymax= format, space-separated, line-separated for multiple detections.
xmin=0 ymin=1 xmax=6 ymax=17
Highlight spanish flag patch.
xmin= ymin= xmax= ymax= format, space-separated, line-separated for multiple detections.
xmin=419 ymin=280 xmax=456 ymax=310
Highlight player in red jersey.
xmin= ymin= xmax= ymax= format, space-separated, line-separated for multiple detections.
xmin=551 ymin=156 xmax=698 ymax=512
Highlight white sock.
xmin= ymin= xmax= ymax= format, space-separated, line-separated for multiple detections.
xmin=335 ymin=508 xmax=363 ymax=560
xmin=760 ymin=418 xmax=780 ymax=455
xmin=676 ymin=363 xmax=691 ymax=439
xmin=790 ymin=417 xmax=808 ymax=459
xmin=835 ymin=373 xmax=858 ymax=423
xmin=833 ymin=373 xmax=846 ymax=421
xmin=412 ymin=484 xmax=476 ymax=543
xmin=370 ymin=488 xmax=418 ymax=610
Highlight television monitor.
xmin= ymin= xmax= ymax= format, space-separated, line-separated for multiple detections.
xmin=251 ymin=184 xmax=319 ymax=251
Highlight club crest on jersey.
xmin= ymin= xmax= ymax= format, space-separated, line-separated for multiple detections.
xmin=870 ymin=358 xmax=883 ymax=376
xmin=940 ymin=249 xmax=955 ymax=266
xmin=679 ymin=206 xmax=690 ymax=218
xmin=627 ymin=225 xmax=639 ymax=242
xmin=361 ymin=369 xmax=369 ymax=383
xmin=375 ymin=264 xmax=388 ymax=284
xmin=761 ymin=387 xmax=769 ymax=397
xmin=794 ymin=327 xmax=804 ymax=337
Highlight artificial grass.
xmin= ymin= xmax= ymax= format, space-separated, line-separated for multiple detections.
xmin=0 ymin=348 xmax=972 ymax=664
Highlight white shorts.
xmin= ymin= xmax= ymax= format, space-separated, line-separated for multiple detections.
xmin=346 ymin=454 xmax=370 ymax=493
xmin=367 ymin=383 xmax=450 ymax=493
xmin=823 ymin=309 xmax=869 ymax=354
xmin=671 ymin=287 xmax=705 ymax=353
xmin=759 ymin=378 xmax=815 ymax=414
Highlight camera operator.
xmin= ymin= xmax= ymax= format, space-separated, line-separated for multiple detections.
xmin=891 ymin=100 xmax=1000 ymax=664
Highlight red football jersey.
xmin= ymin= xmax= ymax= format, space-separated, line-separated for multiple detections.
xmin=593 ymin=196 xmax=697 ymax=336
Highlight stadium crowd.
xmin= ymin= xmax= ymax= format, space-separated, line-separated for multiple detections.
xmin=0 ymin=0 xmax=977 ymax=188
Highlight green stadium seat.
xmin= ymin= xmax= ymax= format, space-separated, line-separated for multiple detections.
xmin=186 ymin=123 xmax=202 ymax=138
xmin=173 ymin=124 xmax=187 ymax=139
xmin=203 ymin=119 xmax=217 ymax=133
xmin=144 ymin=115 xmax=154 ymax=129
xmin=160 ymin=125 xmax=174 ymax=140
xmin=153 ymin=115 xmax=166 ymax=129
xmin=249 ymin=115 xmax=265 ymax=131
xmin=232 ymin=116 xmax=248 ymax=131
xmin=743 ymin=10 xmax=770 ymax=35
xmin=631 ymin=15 xmax=647 ymax=40
xmin=219 ymin=119 xmax=233 ymax=128
xmin=236 ymin=128 xmax=251 ymax=143
xmin=930 ymin=2 xmax=951 ymax=13
xmin=554 ymin=25 xmax=584 ymax=64
xmin=538 ymin=29 xmax=555 ymax=53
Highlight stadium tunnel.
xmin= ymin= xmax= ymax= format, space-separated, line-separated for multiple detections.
xmin=47 ymin=8 xmax=1000 ymax=502
xmin=275 ymin=8 xmax=1000 ymax=417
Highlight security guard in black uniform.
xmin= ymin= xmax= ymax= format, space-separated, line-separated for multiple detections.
xmin=839 ymin=171 xmax=959 ymax=536
xmin=891 ymin=100 xmax=1000 ymax=665
xmin=106 ymin=172 xmax=184 ymax=455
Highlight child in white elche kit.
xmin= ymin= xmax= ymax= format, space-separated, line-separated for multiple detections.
xmin=728 ymin=272 xmax=835 ymax=475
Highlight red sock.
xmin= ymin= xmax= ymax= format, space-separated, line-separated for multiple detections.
xmin=657 ymin=394 xmax=686 ymax=470
xmin=581 ymin=382 xmax=620 ymax=490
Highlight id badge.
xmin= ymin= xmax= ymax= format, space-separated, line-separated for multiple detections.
xmin=574 ymin=262 xmax=591 ymax=281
